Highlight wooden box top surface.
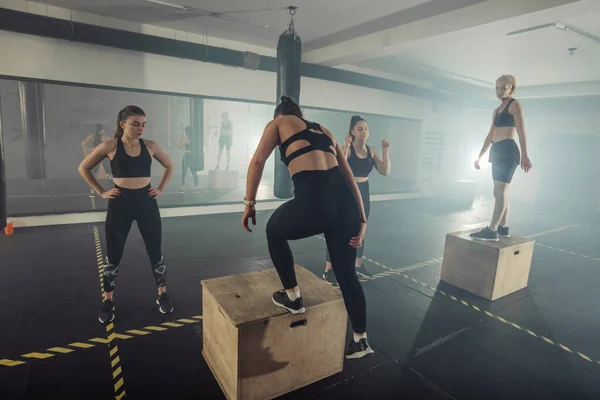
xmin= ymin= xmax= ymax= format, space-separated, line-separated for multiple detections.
xmin=447 ymin=229 xmax=535 ymax=249
xmin=201 ymin=265 xmax=343 ymax=327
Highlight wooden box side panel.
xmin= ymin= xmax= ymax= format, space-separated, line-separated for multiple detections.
xmin=441 ymin=234 xmax=499 ymax=299
xmin=238 ymin=300 xmax=348 ymax=400
xmin=202 ymin=287 xmax=240 ymax=400
xmin=492 ymin=241 xmax=535 ymax=300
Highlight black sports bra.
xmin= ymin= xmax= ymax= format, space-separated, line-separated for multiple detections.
xmin=279 ymin=118 xmax=336 ymax=166
xmin=494 ymin=98 xmax=516 ymax=128
xmin=110 ymin=138 xmax=152 ymax=178
xmin=348 ymin=144 xmax=375 ymax=177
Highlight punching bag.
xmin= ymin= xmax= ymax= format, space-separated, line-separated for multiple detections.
xmin=0 ymin=86 xmax=6 ymax=230
xmin=19 ymin=81 xmax=46 ymax=180
xmin=274 ymin=12 xmax=301 ymax=199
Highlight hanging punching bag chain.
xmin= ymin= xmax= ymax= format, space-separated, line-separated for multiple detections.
xmin=287 ymin=6 xmax=297 ymax=35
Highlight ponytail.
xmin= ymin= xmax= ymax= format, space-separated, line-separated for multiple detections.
xmin=114 ymin=105 xmax=146 ymax=138
xmin=114 ymin=122 xmax=124 ymax=139
xmin=348 ymin=115 xmax=366 ymax=142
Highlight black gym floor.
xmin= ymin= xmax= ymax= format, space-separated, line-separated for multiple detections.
xmin=1 ymin=197 xmax=600 ymax=399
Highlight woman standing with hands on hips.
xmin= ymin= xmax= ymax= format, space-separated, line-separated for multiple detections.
xmin=323 ymin=115 xmax=391 ymax=285
xmin=242 ymin=97 xmax=374 ymax=359
xmin=79 ymin=105 xmax=175 ymax=324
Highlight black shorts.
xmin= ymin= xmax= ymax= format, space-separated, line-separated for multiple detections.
xmin=219 ymin=134 xmax=232 ymax=149
xmin=489 ymin=139 xmax=520 ymax=183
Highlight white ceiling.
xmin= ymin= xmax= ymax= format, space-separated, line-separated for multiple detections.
xmin=359 ymin=1 xmax=600 ymax=88
xmin=24 ymin=0 xmax=600 ymax=97
xmin=33 ymin=0 xmax=431 ymax=48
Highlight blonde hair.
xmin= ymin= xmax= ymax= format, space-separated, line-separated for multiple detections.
xmin=497 ymin=74 xmax=517 ymax=94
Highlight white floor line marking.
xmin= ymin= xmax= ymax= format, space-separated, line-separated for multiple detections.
xmin=527 ymin=224 xmax=581 ymax=239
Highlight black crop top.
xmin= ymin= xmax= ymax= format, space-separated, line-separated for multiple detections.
xmin=110 ymin=138 xmax=152 ymax=178
xmin=279 ymin=118 xmax=336 ymax=166
xmin=494 ymin=98 xmax=516 ymax=128
xmin=348 ymin=144 xmax=375 ymax=177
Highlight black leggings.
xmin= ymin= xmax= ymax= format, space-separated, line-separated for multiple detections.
xmin=181 ymin=153 xmax=198 ymax=186
xmin=326 ymin=180 xmax=370 ymax=262
xmin=103 ymin=184 xmax=165 ymax=293
xmin=266 ymin=167 xmax=367 ymax=333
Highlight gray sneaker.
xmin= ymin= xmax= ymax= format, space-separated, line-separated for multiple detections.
xmin=356 ymin=264 xmax=373 ymax=278
xmin=470 ymin=227 xmax=499 ymax=242
xmin=498 ymin=225 xmax=510 ymax=237
xmin=323 ymin=269 xmax=338 ymax=286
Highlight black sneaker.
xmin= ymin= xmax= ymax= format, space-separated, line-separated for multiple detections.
xmin=272 ymin=289 xmax=305 ymax=314
xmin=323 ymin=269 xmax=338 ymax=286
xmin=346 ymin=338 xmax=374 ymax=359
xmin=99 ymin=299 xmax=115 ymax=324
xmin=498 ymin=225 xmax=510 ymax=238
xmin=156 ymin=293 xmax=174 ymax=314
xmin=470 ymin=227 xmax=499 ymax=242
xmin=356 ymin=264 xmax=373 ymax=278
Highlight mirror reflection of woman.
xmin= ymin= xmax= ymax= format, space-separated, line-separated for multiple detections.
xmin=179 ymin=125 xmax=199 ymax=193
xmin=82 ymin=123 xmax=112 ymax=196
xmin=323 ymin=115 xmax=391 ymax=285
xmin=215 ymin=111 xmax=233 ymax=170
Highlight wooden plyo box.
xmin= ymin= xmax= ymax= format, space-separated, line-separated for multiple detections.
xmin=201 ymin=266 xmax=348 ymax=400
xmin=441 ymin=230 xmax=535 ymax=300
xmin=209 ymin=169 xmax=239 ymax=190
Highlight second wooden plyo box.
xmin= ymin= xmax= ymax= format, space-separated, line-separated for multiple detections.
xmin=441 ymin=229 xmax=535 ymax=300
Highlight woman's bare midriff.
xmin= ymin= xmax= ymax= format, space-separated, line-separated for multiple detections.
xmin=113 ymin=177 xmax=152 ymax=189
xmin=287 ymin=152 xmax=339 ymax=177
xmin=493 ymin=126 xmax=517 ymax=142
xmin=354 ymin=177 xmax=368 ymax=183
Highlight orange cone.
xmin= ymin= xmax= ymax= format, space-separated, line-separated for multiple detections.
xmin=4 ymin=221 xmax=14 ymax=235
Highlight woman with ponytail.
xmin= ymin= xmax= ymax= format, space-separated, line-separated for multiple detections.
xmin=242 ymin=96 xmax=374 ymax=359
xmin=323 ymin=115 xmax=391 ymax=284
xmin=79 ymin=105 xmax=175 ymax=324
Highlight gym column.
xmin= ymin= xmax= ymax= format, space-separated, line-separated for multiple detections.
xmin=19 ymin=81 xmax=47 ymax=180
xmin=274 ymin=8 xmax=301 ymax=199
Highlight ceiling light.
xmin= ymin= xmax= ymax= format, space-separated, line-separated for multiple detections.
xmin=506 ymin=22 xmax=556 ymax=37
xmin=145 ymin=0 xmax=186 ymax=10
